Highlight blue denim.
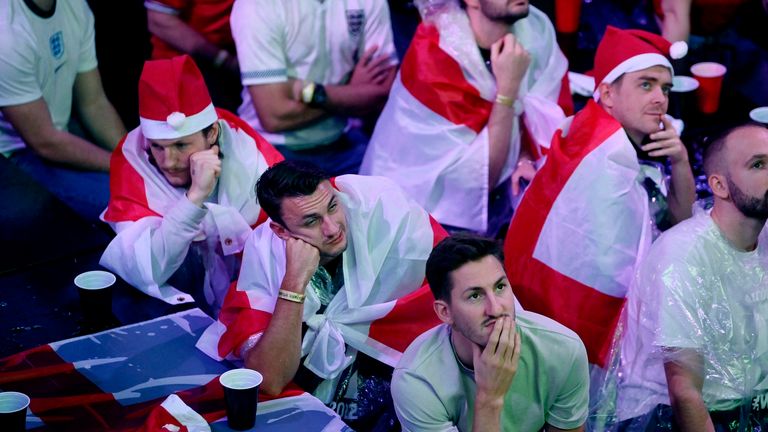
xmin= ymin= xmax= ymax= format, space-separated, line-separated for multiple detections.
xmin=276 ymin=127 xmax=369 ymax=176
xmin=8 ymin=147 xmax=110 ymax=222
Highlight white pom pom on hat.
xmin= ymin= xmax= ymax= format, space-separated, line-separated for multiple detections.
xmin=166 ymin=112 xmax=186 ymax=130
xmin=670 ymin=41 xmax=688 ymax=60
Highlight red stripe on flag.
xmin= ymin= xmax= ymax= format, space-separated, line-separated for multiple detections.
xmin=217 ymin=280 xmax=273 ymax=358
xmin=215 ymin=108 xmax=284 ymax=167
xmin=369 ymin=216 xmax=448 ymax=352
xmin=368 ymin=284 xmax=441 ymax=353
xmin=504 ymin=100 xmax=624 ymax=366
xmin=103 ymin=135 xmax=161 ymax=223
xmin=401 ymin=24 xmax=492 ymax=134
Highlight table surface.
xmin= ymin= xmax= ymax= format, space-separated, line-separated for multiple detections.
xmin=0 ymin=308 xmax=350 ymax=431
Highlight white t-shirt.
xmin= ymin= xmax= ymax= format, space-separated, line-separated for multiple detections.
xmin=231 ymin=0 xmax=397 ymax=149
xmin=0 ymin=0 xmax=98 ymax=154
xmin=618 ymin=211 xmax=768 ymax=420
xmin=392 ymin=312 xmax=589 ymax=432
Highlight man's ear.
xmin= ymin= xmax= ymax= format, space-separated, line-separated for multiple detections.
xmin=708 ymin=173 xmax=730 ymax=200
xmin=206 ymin=122 xmax=220 ymax=146
xmin=269 ymin=221 xmax=291 ymax=241
xmin=433 ymin=300 xmax=453 ymax=325
xmin=598 ymin=82 xmax=614 ymax=109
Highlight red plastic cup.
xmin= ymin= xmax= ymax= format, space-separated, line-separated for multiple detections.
xmin=555 ymin=0 xmax=582 ymax=33
xmin=690 ymin=62 xmax=726 ymax=114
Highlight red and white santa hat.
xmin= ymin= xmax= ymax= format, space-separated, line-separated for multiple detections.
xmin=139 ymin=55 xmax=218 ymax=140
xmin=593 ymin=26 xmax=687 ymax=100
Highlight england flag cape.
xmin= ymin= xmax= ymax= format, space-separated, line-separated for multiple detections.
xmin=360 ymin=5 xmax=570 ymax=232
xmin=504 ymin=100 xmax=653 ymax=367
xmin=100 ymin=109 xmax=283 ymax=307
xmin=196 ymin=175 xmax=448 ymax=399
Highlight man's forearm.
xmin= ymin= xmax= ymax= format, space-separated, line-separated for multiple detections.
xmin=76 ymin=95 xmax=127 ymax=151
xmin=472 ymin=394 xmax=503 ymax=432
xmin=324 ymin=69 xmax=396 ymax=116
xmin=244 ymin=275 xmax=306 ymax=395
xmin=37 ymin=129 xmax=112 ymax=171
xmin=147 ymin=10 xmax=222 ymax=62
xmin=670 ymin=391 xmax=714 ymax=432
xmin=667 ymin=159 xmax=695 ymax=224
xmin=147 ymin=196 xmax=207 ymax=285
xmin=487 ymin=100 xmax=518 ymax=189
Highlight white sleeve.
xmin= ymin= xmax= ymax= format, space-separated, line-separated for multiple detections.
xmin=231 ymin=0 xmax=288 ymax=86
xmin=362 ymin=0 xmax=398 ymax=66
xmin=391 ymin=368 xmax=460 ymax=432
xmin=0 ymin=24 xmax=41 ymax=106
xmin=100 ymin=196 xmax=207 ymax=304
xmin=76 ymin=0 xmax=98 ymax=73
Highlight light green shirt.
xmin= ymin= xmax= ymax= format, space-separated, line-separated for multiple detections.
xmin=392 ymin=311 xmax=589 ymax=431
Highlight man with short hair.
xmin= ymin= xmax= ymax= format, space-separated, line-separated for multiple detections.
xmin=616 ymin=124 xmax=768 ymax=431
xmin=100 ymin=55 xmax=282 ymax=317
xmin=0 ymin=0 xmax=127 ymax=221
xmin=392 ymin=234 xmax=589 ymax=431
xmin=197 ymin=161 xmax=447 ymax=428
xmin=230 ymin=0 xmax=398 ymax=176
xmin=504 ymin=26 xmax=696 ymax=366
xmin=361 ymin=0 xmax=571 ymax=235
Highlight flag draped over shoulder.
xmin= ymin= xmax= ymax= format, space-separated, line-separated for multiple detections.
xmin=196 ymin=175 xmax=448 ymax=393
xmin=504 ymin=100 xmax=652 ymax=366
xmin=360 ymin=5 xmax=570 ymax=232
xmin=99 ymin=109 xmax=283 ymax=305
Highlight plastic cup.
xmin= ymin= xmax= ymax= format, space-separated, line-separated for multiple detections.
xmin=690 ymin=62 xmax=727 ymax=114
xmin=74 ymin=270 xmax=116 ymax=324
xmin=0 ymin=391 xmax=30 ymax=431
xmin=555 ymin=0 xmax=582 ymax=33
xmin=749 ymin=107 xmax=768 ymax=124
xmin=220 ymin=369 xmax=263 ymax=430
xmin=669 ymin=75 xmax=700 ymax=120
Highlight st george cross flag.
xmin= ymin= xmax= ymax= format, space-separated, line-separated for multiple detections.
xmin=100 ymin=108 xmax=283 ymax=306
xmin=196 ymin=175 xmax=448 ymax=396
xmin=360 ymin=4 xmax=571 ymax=232
xmin=0 ymin=309 xmax=346 ymax=431
xmin=504 ymin=100 xmax=653 ymax=366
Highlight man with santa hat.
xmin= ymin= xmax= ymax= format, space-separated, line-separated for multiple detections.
xmin=99 ymin=55 xmax=282 ymax=317
xmin=503 ymin=26 xmax=696 ymax=369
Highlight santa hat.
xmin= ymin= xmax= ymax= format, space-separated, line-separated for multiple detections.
xmin=593 ymin=26 xmax=687 ymax=100
xmin=139 ymin=55 xmax=218 ymax=140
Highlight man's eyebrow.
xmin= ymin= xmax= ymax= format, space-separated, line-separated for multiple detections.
xmin=745 ymin=154 xmax=768 ymax=165
xmin=460 ymin=276 xmax=508 ymax=294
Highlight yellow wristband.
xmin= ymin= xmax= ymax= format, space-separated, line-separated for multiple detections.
xmin=278 ymin=289 xmax=305 ymax=304
xmin=495 ymin=94 xmax=514 ymax=107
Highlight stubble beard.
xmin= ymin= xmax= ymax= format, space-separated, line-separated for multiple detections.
xmin=728 ymin=177 xmax=768 ymax=220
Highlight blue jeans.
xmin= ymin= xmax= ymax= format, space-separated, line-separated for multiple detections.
xmin=276 ymin=127 xmax=369 ymax=176
xmin=8 ymin=148 xmax=110 ymax=222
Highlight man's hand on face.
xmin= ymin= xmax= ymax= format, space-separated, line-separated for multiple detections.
xmin=186 ymin=145 xmax=222 ymax=206
xmin=472 ymin=316 xmax=521 ymax=406
xmin=491 ymin=34 xmax=531 ymax=99
xmin=642 ymin=116 xmax=689 ymax=165
xmin=283 ymin=237 xmax=320 ymax=292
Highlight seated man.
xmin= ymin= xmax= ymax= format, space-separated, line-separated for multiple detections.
xmin=0 ymin=0 xmax=127 ymax=222
xmin=361 ymin=0 xmax=572 ymax=235
xmin=504 ymin=26 xmax=696 ymax=366
xmin=392 ymin=234 xmax=589 ymax=431
xmin=145 ymin=0 xmax=241 ymax=111
xmin=616 ymin=124 xmax=768 ymax=431
xmin=197 ymin=161 xmax=447 ymax=429
xmin=230 ymin=0 xmax=397 ymax=176
xmin=100 ymin=55 xmax=282 ymax=317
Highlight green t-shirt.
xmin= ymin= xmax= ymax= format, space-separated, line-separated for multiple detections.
xmin=392 ymin=311 xmax=589 ymax=431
